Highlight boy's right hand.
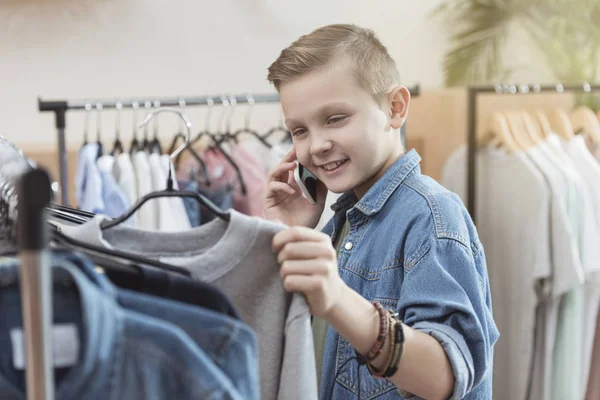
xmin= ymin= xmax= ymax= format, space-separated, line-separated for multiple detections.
xmin=264 ymin=149 xmax=327 ymax=228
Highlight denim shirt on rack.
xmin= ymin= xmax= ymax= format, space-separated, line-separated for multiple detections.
xmin=0 ymin=252 xmax=244 ymax=400
xmin=319 ymin=150 xmax=499 ymax=400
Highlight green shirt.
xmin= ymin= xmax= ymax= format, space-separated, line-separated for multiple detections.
xmin=312 ymin=219 xmax=350 ymax=389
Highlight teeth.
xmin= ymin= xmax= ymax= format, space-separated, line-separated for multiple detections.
xmin=322 ymin=160 xmax=344 ymax=171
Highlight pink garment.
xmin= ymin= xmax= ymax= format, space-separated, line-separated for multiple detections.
xmin=177 ymin=146 xmax=266 ymax=217
xmin=586 ymin=310 xmax=600 ymax=400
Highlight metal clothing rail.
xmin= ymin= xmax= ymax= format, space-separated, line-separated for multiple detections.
xmin=38 ymin=84 xmax=420 ymax=207
xmin=38 ymin=93 xmax=281 ymax=206
xmin=466 ymin=82 xmax=600 ymax=224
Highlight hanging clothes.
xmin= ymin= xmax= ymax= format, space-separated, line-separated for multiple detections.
xmin=146 ymin=153 xmax=191 ymax=232
xmin=62 ymin=210 xmax=319 ymax=400
xmin=178 ymin=146 xmax=267 ymax=218
xmin=113 ymin=152 xmax=138 ymax=224
xmin=443 ymin=145 xmax=552 ymax=400
xmin=75 ymin=144 xmax=129 ymax=219
xmin=75 ymin=143 xmax=104 ymax=213
xmin=96 ymin=154 xmax=130 ymax=219
xmin=443 ymin=132 xmax=600 ymax=400
xmin=132 ymin=151 xmax=156 ymax=230
xmin=0 ymin=252 xmax=249 ymax=400
xmin=564 ymin=135 xmax=600 ymax=391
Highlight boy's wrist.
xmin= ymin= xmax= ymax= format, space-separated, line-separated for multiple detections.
xmin=323 ymin=284 xmax=383 ymax=357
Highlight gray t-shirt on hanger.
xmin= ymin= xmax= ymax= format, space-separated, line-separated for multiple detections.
xmin=62 ymin=210 xmax=318 ymax=400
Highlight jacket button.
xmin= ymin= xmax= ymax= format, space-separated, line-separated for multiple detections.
xmin=344 ymin=242 xmax=353 ymax=251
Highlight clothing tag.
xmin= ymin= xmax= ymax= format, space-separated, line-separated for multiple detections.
xmin=11 ymin=324 xmax=80 ymax=370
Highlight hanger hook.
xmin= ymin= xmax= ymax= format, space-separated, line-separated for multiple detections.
xmin=178 ymin=98 xmax=186 ymax=133
xmin=245 ymin=94 xmax=255 ymax=130
xmin=115 ymin=101 xmax=123 ymax=139
xmin=153 ymin=100 xmax=161 ymax=140
xmin=84 ymin=103 xmax=92 ymax=143
xmin=96 ymin=103 xmax=103 ymax=143
xmin=138 ymin=107 xmax=192 ymax=161
xmin=217 ymin=95 xmax=230 ymax=135
xmin=227 ymin=95 xmax=237 ymax=134
xmin=132 ymin=101 xmax=139 ymax=139
xmin=205 ymin=97 xmax=214 ymax=133
xmin=143 ymin=101 xmax=152 ymax=140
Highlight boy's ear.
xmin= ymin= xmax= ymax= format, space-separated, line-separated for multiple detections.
xmin=388 ymin=86 xmax=411 ymax=129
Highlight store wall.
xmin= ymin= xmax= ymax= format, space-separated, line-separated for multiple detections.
xmin=1 ymin=0 xmax=452 ymax=150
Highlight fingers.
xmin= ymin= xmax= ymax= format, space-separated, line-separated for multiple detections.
xmin=282 ymin=148 xmax=297 ymax=163
xmin=277 ymin=241 xmax=335 ymax=264
xmin=272 ymin=226 xmax=329 ymax=252
xmin=280 ymin=259 xmax=330 ymax=279
xmin=268 ymin=160 xmax=296 ymax=183
xmin=266 ymin=181 xmax=296 ymax=199
xmin=282 ymin=274 xmax=325 ymax=295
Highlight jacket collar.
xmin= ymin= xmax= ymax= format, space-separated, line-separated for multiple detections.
xmin=331 ymin=149 xmax=421 ymax=216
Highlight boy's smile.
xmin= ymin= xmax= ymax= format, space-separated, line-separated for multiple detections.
xmin=279 ymin=59 xmax=408 ymax=199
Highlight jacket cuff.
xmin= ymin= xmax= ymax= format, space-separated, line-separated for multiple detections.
xmin=411 ymin=321 xmax=475 ymax=400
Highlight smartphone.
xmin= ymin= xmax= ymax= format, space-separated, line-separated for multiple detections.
xmin=293 ymin=161 xmax=318 ymax=205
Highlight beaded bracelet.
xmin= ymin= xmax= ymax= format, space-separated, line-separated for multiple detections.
xmin=367 ymin=312 xmax=405 ymax=379
xmin=366 ymin=310 xmax=395 ymax=377
xmin=356 ymin=301 xmax=389 ymax=364
xmin=382 ymin=319 xmax=405 ymax=378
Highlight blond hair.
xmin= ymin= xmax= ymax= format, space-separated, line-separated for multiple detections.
xmin=267 ymin=24 xmax=401 ymax=98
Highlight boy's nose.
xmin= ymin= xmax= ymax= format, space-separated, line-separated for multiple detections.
xmin=309 ymin=135 xmax=333 ymax=156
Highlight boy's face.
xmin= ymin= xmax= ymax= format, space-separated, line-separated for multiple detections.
xmin=279 ymin=62 xmax=407 ymax=197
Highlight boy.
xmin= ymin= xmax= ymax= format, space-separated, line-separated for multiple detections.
xmin=265 ymin=24 xmax=498 ymax=400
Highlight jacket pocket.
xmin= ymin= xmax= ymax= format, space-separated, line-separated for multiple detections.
xmin=334 ymin=297 xmax=400 ymax=399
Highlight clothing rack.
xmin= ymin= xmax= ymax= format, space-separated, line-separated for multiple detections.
xmin=38 ymin=85 xmax=420 ymax=207
xmin=38 ymin=94 xmax=280 ymax=206
xmin=466 ymin=82 xmax=600 ymax=224
xmin=0 ymin=136 xmax=53 ymax=399
xmin=17 ymin=167 xmax=53 ymax=400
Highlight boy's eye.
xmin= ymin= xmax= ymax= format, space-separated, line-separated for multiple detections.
xmin=292 ymin=128 xmax=307 ymax=137
xmin=327 ymin=116 xmax=347 ymax=125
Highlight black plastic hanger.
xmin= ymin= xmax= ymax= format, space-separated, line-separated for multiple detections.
xmin=101 ymin=107 xmax=231 ymax=231
xmin=95 ymin=103 xmax=105 ymax=160
xmin=82 ymin=103 xmax=92 ymax=148
xmin=48 ymin=203 xmax=96 ymax=219
xmin=168 ymin=99 xmax=211 ymax=185
xmin=198 ymin=96 xmax=247 ymax=194
xmin=232 ymin=94 xmax=272 ymax=148
xmin=111 ymin=101 xmax=125 ymax=156
xmin=51 ymin=224 xmax=190 ymax=276
xmin=142 ymin=101 xmax=152 ymax=152
xmin=130 ymin=102 xmax=141 ymax=153
xmin=149 ymin=101 xmax=163 ymax=154
xmin=264 ymin=111 xmax=291 ymax=143
xmin=168 ymin=132 xmax=211 ymax=186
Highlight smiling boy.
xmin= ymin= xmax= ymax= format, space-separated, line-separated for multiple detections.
xmin=265 ymin=24 xmax=498 ymax=400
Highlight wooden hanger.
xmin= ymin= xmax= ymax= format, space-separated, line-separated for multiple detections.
xmin=547 ymin=108 xmax=575 ymax=140
xmin=481 ymin=112 xmax=521 ymax=152
xmin=571 ymin=106 xmax=600 ymax=144
xmin=532 ymin=109 xmax=553 ymax=138
xmin=522 ymin=111 xmax=545 ymax=144
xmin=502 ymin=111 xmax=536 ymax=149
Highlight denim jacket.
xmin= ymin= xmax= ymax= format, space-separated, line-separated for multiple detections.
xmin=0 ymin=252 xmax=244 ymax=400
xmin=320 ymin=150 xmax=499 ymax=400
